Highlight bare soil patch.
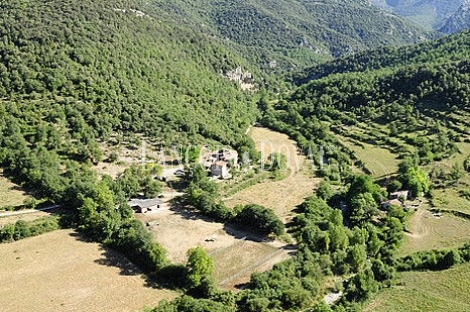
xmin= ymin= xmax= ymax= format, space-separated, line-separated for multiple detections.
xmin=0 ymin=229 xmax=177 ymax=312
xmin=137 ymin=206 xmax=238 ymax=264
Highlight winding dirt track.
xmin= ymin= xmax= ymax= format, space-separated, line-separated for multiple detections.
xmin=225 ymin=127 xmax=321 ymax=222
xmin=405 ymin=205 xmax=430 ymax=239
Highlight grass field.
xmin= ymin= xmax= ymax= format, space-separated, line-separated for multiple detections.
xmin=224 ymin=127 xmax=320 ymax=222
xmin=0 ymin=171 xmax=29 ymax=208
xmin=211 ymin=240 xmax=278 ymax=283
xmin=365 ymin=263 xmax=470 ymax=312
xmin=0 ymin=229 xmax=177 ymax=312
xmin=138 ymin=203 xmax=293 ymax=289
xmin=423 ymin=142 xmax=470 ymax=214
xmin=336 ymin=135 xmax=400 ymax=178
xmin=400 ymin=205 xmax=470 ymax=256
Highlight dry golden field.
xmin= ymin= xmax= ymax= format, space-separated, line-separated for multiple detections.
xmin=0 ymin=229 xmax=177 ymax=312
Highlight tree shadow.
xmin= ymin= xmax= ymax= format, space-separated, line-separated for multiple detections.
xmin=167 ymin=201 xmax=218 ymax=223
xmin=222 ymin=223 xmax=274 ymax=243
xmin=94 ymin=247 xmax=143 ymax=276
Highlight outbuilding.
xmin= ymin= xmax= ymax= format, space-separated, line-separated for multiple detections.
xmin=128 ymin=198 xmax=164 ymax=213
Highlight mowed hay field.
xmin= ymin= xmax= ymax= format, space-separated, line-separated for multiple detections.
xmin=336 ymin=135 xmax=399 ymax=178
xmin=224 ymin=127 xmax=320 ymax=221
xmin=138 ymin=206 xmax=239 ymax=264
xmin=0 ymin=229 xmax=177 ymax=312
xmin=365 ymin=263 xmax=470 ymax=312
xmin=139 ymin=206 xmax=293 ymax=288
xmin=400 ymin=205 xmax=470 ymax=256
xmin=211 ymin=240 xmax=290 ymax=286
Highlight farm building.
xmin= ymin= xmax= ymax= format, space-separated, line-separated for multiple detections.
xmin=200 ymin=148 xmax=238 ymax=179
xmin=210 ymin=161 xmax=229 ymax=179
xmin=390 ymin=190 xmax=411 ymax=200
xmin=128 ymin=198 xmax=164 ymax=213
xmin=381 ymin=199 xmax=403 ymax=210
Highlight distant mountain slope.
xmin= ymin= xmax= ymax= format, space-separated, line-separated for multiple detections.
xmin=151 ymin=0 xmax=435 ymax=70
xmin=292 ymin=30 xmax=470 ymax=84
xmin=440 ymin=0 xmax=470 ymax=34
xmin=370 ymin=0 xmax=465 ymax=32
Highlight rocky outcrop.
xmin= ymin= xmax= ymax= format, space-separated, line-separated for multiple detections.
xmin=440 ymin=0 xmax=470 ymax=33
xmin=223 ymin=67 xmax=257 ymax=91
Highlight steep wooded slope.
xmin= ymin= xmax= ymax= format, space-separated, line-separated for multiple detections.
xmin=151 ymin=0 xmax=435 ymax=70
xmin=264 ymin=31 xmax=470 ymax=180
xmin=0 ymin=0 xmax=259 ymax=152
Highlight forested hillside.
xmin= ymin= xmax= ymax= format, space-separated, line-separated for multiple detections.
xmin=151 ymin=0 xmax=435 ymax=70
xmin=3 ymin=0 xmax=470 ymax=311
xmin=0 ymin=0 xmax=260 ymax=153
xmin=265 ymin=30 xmax=470 ymax=183
xmin=292 ymin=29 xmax=470 ymax=84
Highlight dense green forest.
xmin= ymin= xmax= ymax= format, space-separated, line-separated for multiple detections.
xmin=150 ymin=0 xmax=435 ymax=70
xmin=0 ymin=0 xmax=260 ymax=151
xmin=2 ymin=0 xmax=470 ymax=311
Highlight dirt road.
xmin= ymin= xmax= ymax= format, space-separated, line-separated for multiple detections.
xmin=225 ymin=127 xmax=320 ymax=221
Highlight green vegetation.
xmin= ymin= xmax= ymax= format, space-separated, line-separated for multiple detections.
xmin=233 ymin=204 xmax=284 ymax=236
xmin=185 ymin=167 xmax=284 ymax=237
xmin=152 ymin=0 xmax=434 ymax=71
xmin=2 ymin=0 xmax=470 ymax=311
xmin=365 ymin=263 xmax=470 ymax=312
xmin=0 ymin=0 xmax=260 ymax=158
xmin=156 ymin=176 xmax=406 ymax=311
xmin=0 ymin=216 xmax=60 ymax=242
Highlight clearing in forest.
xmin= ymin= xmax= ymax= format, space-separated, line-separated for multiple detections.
xmin=400 ymin=204 xmax=470 ymax=256
xmin=224 ymin=127 xmax=320 ymax=221
xmin=0 ymin=229 xmax=177 ymax=312
xmin=139 ymin=200 xmax=292 ymax=289
xmin=0 ymin=170 xmax=29 ymax=209
xmin=336 ymin=135 xmax=400 ymax=179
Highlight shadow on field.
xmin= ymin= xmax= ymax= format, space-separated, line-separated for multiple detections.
xmin=168 ymin=201 xmax=218 ymax=223
xmin=94 ymin=247 xmax=143 ymax=276
xmin=222 ymin=223 xmax=275 ymax=243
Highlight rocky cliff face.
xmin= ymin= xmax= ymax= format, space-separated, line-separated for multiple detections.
xmin=370 ymin=0 xmax=465 ymax=31
xmin=440 ymin=0 xmax=470 ymax=33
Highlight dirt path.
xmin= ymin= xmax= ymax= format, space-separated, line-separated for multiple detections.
xmin=225 ymin=127 xmax=320 ymax=221
xmin=0 ymin=205 xmax=61 ymax=218
xmin=405 ymin=204 xmax=429 ymax=239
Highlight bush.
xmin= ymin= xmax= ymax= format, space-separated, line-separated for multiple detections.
xmin=233 ymin=204 xmax=284 ymax=236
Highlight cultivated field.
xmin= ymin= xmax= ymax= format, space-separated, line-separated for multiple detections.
xmin=0 ymin=171 xmax=29 ymax=208
xmin=336 ymin=135 xmax=400 ymax=178
xmin=211 ymin=238 xmax=292 ymax=287
xmin=364 ymin=263 xmax=470 ymax=312
xmin=138 ymin=206 xmax=237 ymax=264
xmin=400 ymin=205 xmax=470 ymax=256
xmin=224 ymin=127 xmax=320 ymax=221
xmin=0 ymin=229 xmax=177 ymax=312
xmin=137 ymin=200 xmax=293 ymax=289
